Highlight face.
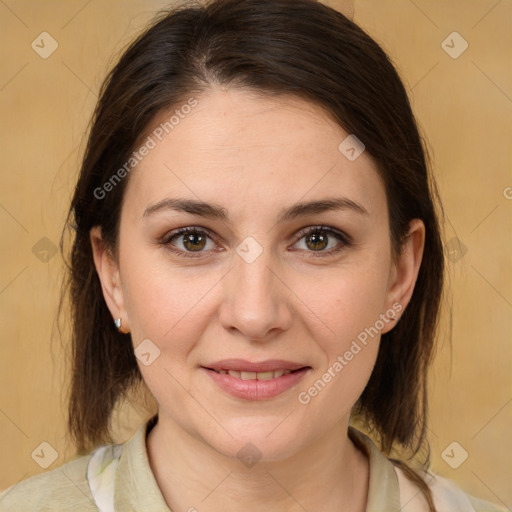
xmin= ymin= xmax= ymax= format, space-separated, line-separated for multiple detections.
xmin=91 ymin=86 xmax=424 ymax=461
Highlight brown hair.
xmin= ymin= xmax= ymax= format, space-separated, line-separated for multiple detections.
xmin=60 ymin=0 xmax=445 ymax=508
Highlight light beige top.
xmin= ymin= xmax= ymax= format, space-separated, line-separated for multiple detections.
xmin=0 ymin=415 xmax=506 ymax=511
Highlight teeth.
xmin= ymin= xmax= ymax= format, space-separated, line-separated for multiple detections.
xmin=254 ymin=371 xmax=274 ymax=380
xmin=221 ymin=369 xmax=293 ymax=380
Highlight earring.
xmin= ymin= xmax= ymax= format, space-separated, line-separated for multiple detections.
xmin=114 ymin=317 xmax=130 ymax=334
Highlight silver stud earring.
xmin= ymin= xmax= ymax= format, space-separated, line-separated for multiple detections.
xmin=114 ymin=318 xmax=122 ymax=330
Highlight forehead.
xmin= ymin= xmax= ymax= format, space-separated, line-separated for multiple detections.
xmin=123 ymin=87 xmax=386 ymax=222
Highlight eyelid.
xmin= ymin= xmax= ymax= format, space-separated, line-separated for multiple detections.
xmin=294 ymin=225 xmax=352 ymax=245
xmin=161 ymin=224 xmax=351 ymax=258
xmin=289 ymin=225 xmax=351 ymax=258
xmin=161 ymin=225 xmax=218 ymax=244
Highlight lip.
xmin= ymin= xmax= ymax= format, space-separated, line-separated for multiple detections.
xmin=203 ymin=359 xmax=307 ymax=373
xmin=201 ymin=362 xmax=311 ymax=400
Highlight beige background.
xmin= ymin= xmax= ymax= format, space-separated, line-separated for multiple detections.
xmin=0 ymin=0 xmax=510 ymax=507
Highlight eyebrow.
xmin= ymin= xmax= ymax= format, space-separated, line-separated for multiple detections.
xmin=142 ymin=196 xmax=368 ymax=222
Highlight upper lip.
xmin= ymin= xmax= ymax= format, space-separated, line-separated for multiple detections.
xmin=203 ymin=359 xmax=309 ymax=373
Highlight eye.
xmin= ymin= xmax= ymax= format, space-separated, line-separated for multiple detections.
xmin=161 ymin=225 xmax=351 ymax=259
xmin=292 ymin=225 xmax=351 ymax=257
xmin=162 ymin=227 xmax=218 ymax=258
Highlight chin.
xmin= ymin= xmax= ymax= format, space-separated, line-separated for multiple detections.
xmin=197 ymin=417 xmax=307 ymax=464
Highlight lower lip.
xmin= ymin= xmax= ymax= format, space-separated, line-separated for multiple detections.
xmin=202 ymin=367 xmax=310 ymax=400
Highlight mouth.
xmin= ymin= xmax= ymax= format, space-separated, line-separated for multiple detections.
xmin=204 ymin=368 xmax=308 ymax=381
xmin=202 ymin=358 xmax=310 ymax=378
xmin=200 ymin=360 xmax=312 ymax=400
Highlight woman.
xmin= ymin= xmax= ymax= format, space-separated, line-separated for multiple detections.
xmin=0 ymin=0 xmax=506 ymax=510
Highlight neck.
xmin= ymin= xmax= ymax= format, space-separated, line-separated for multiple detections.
xmin=146 ymin=413 xmax=369 ymax=512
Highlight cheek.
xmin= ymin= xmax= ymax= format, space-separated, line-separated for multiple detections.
xmin=121 ymin=252 xmax=221 ymax=355
xmin=290 ymin=258 xmax=390 ymax=403
xmin=293 ymin=276 xmax=385 ymax=425
xmin=121 ymin=262 xmax=221 ymax=413
xmin=294 ymin=262 xmax=391 ymax=347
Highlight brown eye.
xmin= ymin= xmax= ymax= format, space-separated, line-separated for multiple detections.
xmin=293 ymin=226 xmax=351 ymax=257
xmin=163 ymin=227 xmax=217 ymax=258
xmin=305 ymin=231 xmax=329 ymax=251
xmin=181 ymin=231 xmax=207 ymax=251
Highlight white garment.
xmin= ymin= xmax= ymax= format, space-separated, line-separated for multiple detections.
xmin=395 ymin=464 xmax=477 ymax=512
xmin=87 ymin=444 xmax=123 ymax=512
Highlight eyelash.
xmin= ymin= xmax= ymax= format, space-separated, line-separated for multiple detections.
xmin=161 ymin=225 xmax=352 ymax=260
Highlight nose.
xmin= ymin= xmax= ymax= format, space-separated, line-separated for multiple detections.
xmin=219 ymin=246 xmax=293 ymax=341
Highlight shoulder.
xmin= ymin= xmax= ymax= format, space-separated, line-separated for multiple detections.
xmin=0 ymin=453 xmax=97 ymax=512
xmin=395 ymin=465 xmax=507 ymax=512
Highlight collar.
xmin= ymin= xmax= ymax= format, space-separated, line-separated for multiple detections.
xmin=114 ymin=414 xmax=169 ymax=510
xmin=348 ymin=426 xmax=401 ymax=511
xmin=114 ymin=416 xmax=401 ymax=511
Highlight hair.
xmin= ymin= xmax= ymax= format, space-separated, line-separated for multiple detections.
xmin=60 ymin=0 xmax=445 ymax=509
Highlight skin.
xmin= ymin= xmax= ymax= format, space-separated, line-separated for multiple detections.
xmin=91 ymin=86 xmax=425 ymax=512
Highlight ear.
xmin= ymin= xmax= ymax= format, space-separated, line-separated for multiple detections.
xmin=90 ymin=226 xmax=130 ymax=334
xmin=381 ymin=218 xmax=425 ymax=334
